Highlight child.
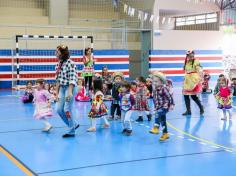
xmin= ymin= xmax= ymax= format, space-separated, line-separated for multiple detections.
xmin=75 ymin=78 xmax=90 ymax=101
xmin=21 ymin=81 xmax=34 ymax=103
xmin=103 ymin=83 xmax=112 ymax=101
xmin=119 ymin=81 xmax=135 ymax=136
xmin=166 ymin=79 xmax=174 ymax=95
xmin=87 ymin=78 xmax=110 ymax=132
xmin=215 ymin=78 xmax=232 ymax=120
xmin=135 ymin=76 xmax=152 ymax=122
xmin=231 ymin=77 xmax=236 ymax=96
xmin=202 ymin=72 xmax=212 ymax=93
xmin=130 ymin=81 xmax=137 ymax=97
xmin=146 ymin=78 xmax=153 ymax=98
xmin=149 ymin=71 xmax=174 ymax=141
xmin=33 ymin=79 xmax=53 ymax=132
xmin=214 ymin=74 xmax=226 ymax=95
xmin=48 ymin=84 xmax=57 ymax=102
xmin=109 ymin=72 xmax=123 ymax=120
xmin=45 ymin=83 xmax=50 ymax=92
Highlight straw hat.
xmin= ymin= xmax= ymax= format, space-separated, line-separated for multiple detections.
xmin=151 ymin=71 xmax=167 ymax=84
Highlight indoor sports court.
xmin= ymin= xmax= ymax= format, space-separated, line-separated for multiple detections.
xmin=1 ymin=0 xmax=236 ymax=176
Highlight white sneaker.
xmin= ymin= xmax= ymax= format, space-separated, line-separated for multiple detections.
xmin=42 ymin=125 xmax=52 ymax=132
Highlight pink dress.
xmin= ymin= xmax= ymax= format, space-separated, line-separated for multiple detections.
xmin=33 ymin=89 xmax=53 ymax=119
xmin=75 ymin=86 xmax=90 ymax=101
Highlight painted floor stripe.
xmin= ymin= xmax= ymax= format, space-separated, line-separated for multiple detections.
xmin=167 ymin=121 xmax=236 ymax=152
xmin=0 ymin=145 xmax=36 ymax=176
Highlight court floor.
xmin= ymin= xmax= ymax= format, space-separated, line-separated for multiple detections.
xmin=1 ymin=86 xmax=236 ymax=176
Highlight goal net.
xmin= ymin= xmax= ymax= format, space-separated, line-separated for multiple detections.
xmin=12 ymin=35 xmax=93 ymax=89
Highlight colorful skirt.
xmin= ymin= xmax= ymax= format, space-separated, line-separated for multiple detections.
xmin=183 ymin=73 xmax=202 ymax=95
xmin=88 ymin=102 xmax=108 ymax=118
xmin=216 ymin=95 xmax=232 ymax=109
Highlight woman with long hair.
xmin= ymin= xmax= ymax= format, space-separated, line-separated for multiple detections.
xmin=55 ymin=45 xmax=80 ymax=138
xmin=182 ymin=50 xmax=204 ymax=116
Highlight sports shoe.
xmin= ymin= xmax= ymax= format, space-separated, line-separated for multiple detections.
xmin=159 ymin=133 xmax=169 ymax=141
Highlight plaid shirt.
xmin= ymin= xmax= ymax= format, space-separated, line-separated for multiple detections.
xmin=153 ymin=85 xmax=174 ymax=110
xmin=55 ymin=59 xmax=78 ymax=86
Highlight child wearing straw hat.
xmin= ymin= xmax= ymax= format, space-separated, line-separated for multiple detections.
xmin=149 ymin=71 xmax=174 ymax=141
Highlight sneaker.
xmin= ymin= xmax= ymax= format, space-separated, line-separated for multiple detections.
xmin=147 ymin=114 xmax=152 ymax=121
xmin=115 ymin=115 xmax=121 ymax=120
xmin=103 ymin=123 xmax=110 ymax=128
xmin=42 ymin=125 xmax=52 ymax=132
xmin=125 ymin=129 xmax=132 ymax=136
xmin=221 ymin=117 xmax=227 ymax=121
xmin=108 ymin=116 xmax=114 ymax=121
xmin=136 ymin=116 xmax=143 ymax=122
xmin=122 ymin=129 xmax=127 ymax=134
xmin=159 ymin=133 xmax=169 ymax=141
xmin=62 ymin=133 xmax=75 ymax=138
xmin=200 ymin=108 xmax=204 ymax=115
xmin=149 ymin=126 xmax=159 ymax=134
xmin=182 ymin=111 xmax=191 ymax=116
xmin=75 ymin=124 xmax=80 ymax=130
xmin=87 ymin=127 xmax=96 ymax=132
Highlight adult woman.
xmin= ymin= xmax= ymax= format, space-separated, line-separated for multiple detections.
xmin=81 ymin=47 xmax=95 ymax=92
xmin=182 ymin=50 xmax=204 ymax=116
xmin=55 ymin=45 xmax=79 ymax=138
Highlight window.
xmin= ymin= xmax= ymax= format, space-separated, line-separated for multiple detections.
xmin=186 ymin=21 xmax=195 ymax=25
xmin=175 ymin=13 xmax=218 ymax=27
xmin=206 ymin=13 xmax=217 ymax=18
xmin=196 ymin=19 xmax=205 ymax=24
xmin=196 ymin=15 xmax=206 ymax=20
xmin=206 ymin=18 xmax=217 ymax=23
xmin=176 ymin=22 xmax=185 ymax=26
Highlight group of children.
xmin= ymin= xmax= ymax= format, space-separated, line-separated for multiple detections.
xmin=85 ymin=71 xmax=174 ymax=140
xmin=22 ymin=66 xmax=236 ymax=141
xmin=21 ymin=81 xmax=57 ymax=104
xmin=21 ymin=70 xmax=175 ymax=141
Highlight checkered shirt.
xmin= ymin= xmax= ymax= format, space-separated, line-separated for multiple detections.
xmin=55 ymin=59 xmax=78 ymax=86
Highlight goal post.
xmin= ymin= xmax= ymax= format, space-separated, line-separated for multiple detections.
xmin=13 ymin=34 xmax=94 ymax=89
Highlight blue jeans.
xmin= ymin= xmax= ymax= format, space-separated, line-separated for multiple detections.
xmin=154 ymin=108 xmax=168 ymax=133
xmin=56 ymin=85 xmax=77 ymax=135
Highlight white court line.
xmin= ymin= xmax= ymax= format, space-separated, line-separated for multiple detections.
xmin=140 ymin=124 xmax=144 ymax=126
xmin=188 ymin=139 xmax=195 ymax=142
xmin=177 ymin=136 xmax=184 ymax=139
xmin=199 ymin=142 xmax=207 ymax=145
xmin=211 ymin=145 xmax=220 ymax=149
xmin=169 ymin=133 xmax=175 ymax=136
xmin=145 ymin=125 xmax=150 ymax=128
xmin=225 ymin=149 xmax=234 ymax=153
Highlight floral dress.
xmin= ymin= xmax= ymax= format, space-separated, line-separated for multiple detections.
xmin=183 ymin=59 xmax=202 ymax=95
xmin=134 ymin=83 xmax=149 ymax=111
xmin=88 ymin=91 xmax=108 ymax=118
